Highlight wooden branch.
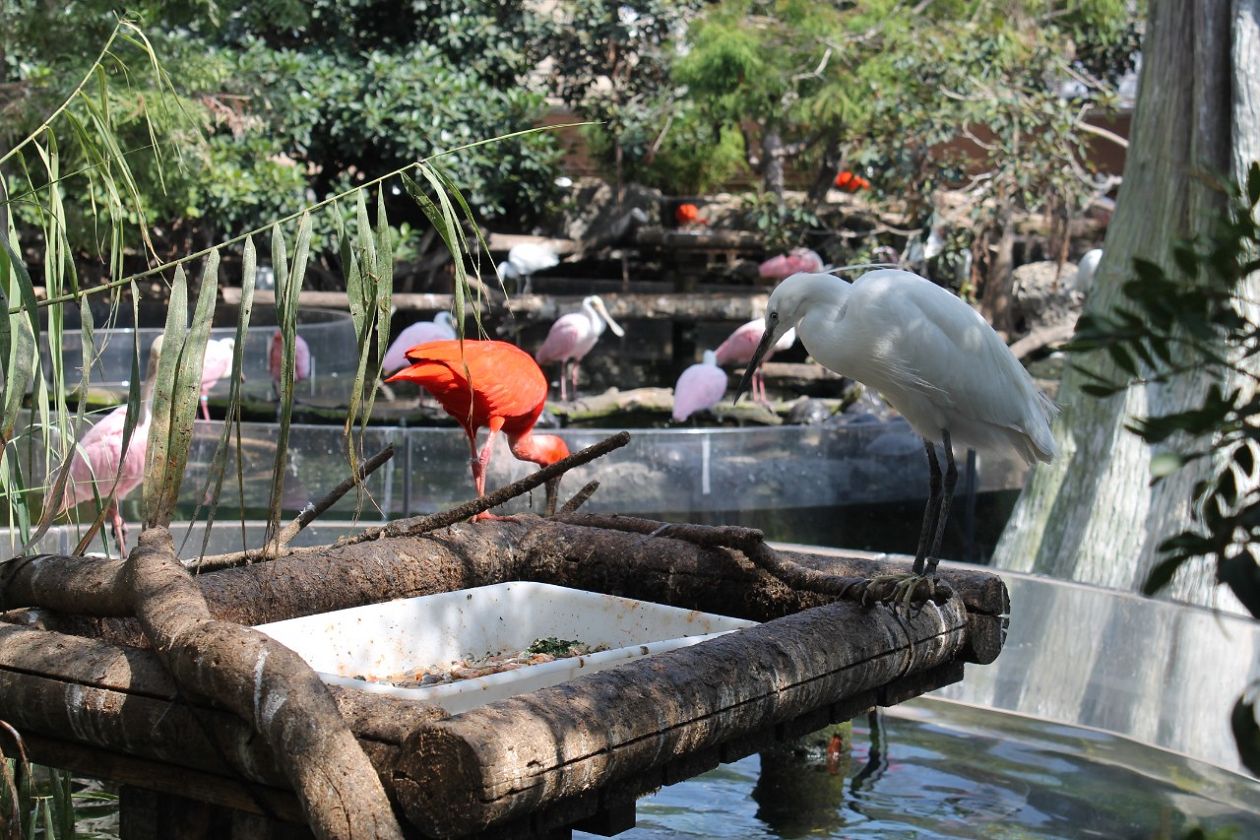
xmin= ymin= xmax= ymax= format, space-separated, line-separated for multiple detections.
xmin=557 ymin=480 xmax=601 ymax=514
xmin=392 ymin=596 xmax=969 ymax=836
xmin=127 ymin=528 xmax=405 ymax=840
xmin=345 ymin=431 xmax=631 ymax=544
xmin=189 ymin=444 xmax=397 ymax=572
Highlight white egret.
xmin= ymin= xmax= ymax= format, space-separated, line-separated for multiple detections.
xmin=735 ymin=269 xmax=1057 ymax=603
xmin=498 ymin=243 xmax=560 ymax=295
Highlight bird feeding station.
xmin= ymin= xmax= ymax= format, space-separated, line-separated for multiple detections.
xmin=0 ymin=441 xmax=1009 ymax=840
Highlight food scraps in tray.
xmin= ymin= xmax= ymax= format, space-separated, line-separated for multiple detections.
xmin=369 ymin=637 xmax=610 ymax=688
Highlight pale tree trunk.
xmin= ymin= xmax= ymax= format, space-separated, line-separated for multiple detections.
xmin=763 ymin=127 xmax=786 ymax=200
xmin=993 ymin=0 xmax=1259 ymax=612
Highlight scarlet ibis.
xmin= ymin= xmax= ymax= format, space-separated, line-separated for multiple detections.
xmin=535 ymin=295 xmax=625 ymax=402
xmin=386 ymin=339 xmax=570 ymax=518
xmin=714 ymin=317 xmax=796 ymax=404
xmin=268 ymin=329 xmax=311 ymax=400
xmin=736 ymin=270 xmax=1056 ymax=593
xmin=758 ymin=248 xmax=824 ymax=282
xmin=198 ymin=338 xmax=235 ymax=420
xmin=382 ymin=312 xmax=457 ymax=374
xmin=498 ymin=242 xmax=560 ymax=295
xmin=675 ymin=203 xmax=701 ymax=226
xmin=672 ymin=350 xmax=728 ymax=422
xmin=834 ymin=170 xmax=869 ymax=192
xmin=57 ymin=335 xmax=164 ymax=556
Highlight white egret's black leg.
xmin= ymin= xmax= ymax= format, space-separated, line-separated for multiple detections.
xmin=924 ymin=429 xmax=957 ymax=575
xmin=912 ymin=439 xmax=943 ymax=575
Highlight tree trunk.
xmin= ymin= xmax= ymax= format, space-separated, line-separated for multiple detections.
xmin=763 ymin=127 xmax=786 ymax=199
xmin=993 ymin=0 xmax=1256 ymax=611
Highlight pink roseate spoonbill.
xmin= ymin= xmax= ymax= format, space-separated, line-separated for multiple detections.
xmin=198 ymin=338 xmax=235 ymax=420
xmin=672 ymin=350 xmax=728 ymax=422
xmin=535 ymin=295 xmax=625 ymax=402
xmin=57 ymin=335 xmax=164 ymax=556
xmin=714 ymin=317 xmax=797 ymax=404
xmin=758 ymin=248 xmax=824 ymax=282
xmin=382 ymin=312 xmax=457 ymax=374
xmin=386 ymin=339 xmax=570 ymax=518
xmin=268 ymin=329 xmax=311 ymax=400
xmin=736 ymin=270 xmax=1057 ymax=606
xmin=498 ymin=242 xmax=560 ymax=295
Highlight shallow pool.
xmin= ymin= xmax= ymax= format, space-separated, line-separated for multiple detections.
xmin=598 ymin=698 xmax=1260 ymax=839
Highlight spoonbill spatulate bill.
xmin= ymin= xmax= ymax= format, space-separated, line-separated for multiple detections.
xmin=735 ymin=269 xmax=1057 ymax=606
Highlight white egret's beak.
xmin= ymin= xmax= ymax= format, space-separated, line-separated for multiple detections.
xmin=591 ymin=297 xmax=625 ymax=337
xmin=733 ymin=315 xmax=779 ymax=404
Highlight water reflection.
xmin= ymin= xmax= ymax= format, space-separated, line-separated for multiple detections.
xmin=602 ymin=698 xmax=1260 ymax=839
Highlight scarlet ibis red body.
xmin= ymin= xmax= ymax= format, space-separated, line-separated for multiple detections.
xmin=386 ymin=339 xmax=569 ymax=516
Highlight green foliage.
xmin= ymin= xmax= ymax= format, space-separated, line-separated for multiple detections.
xmin=585 ymin=105 xmax=749 ymax=195
xmin=1 ymin=0 xmax=565 ymax=273
xmin=740 ymin=192 xmax=821 ymax=252
xmin=548 ymin=0 xmax=699 ymax=190
xmin=1065 ymin=164 xmax=1260 ymax=776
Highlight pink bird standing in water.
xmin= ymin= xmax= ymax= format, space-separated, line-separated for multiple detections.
xmin=672 ymin=350 xmax=728 ymax=422
xmin=535 ymin=295 xmax=625 ymax=402
xmin=758 ymin=248 xmax=824 ymax=282
xmin=198 ymin=338 xmax=235 ymax=420
xmin=56 ymin=336 xmax=164 ymax=556
xmin=714 ymin=318 xmax=796 ymax=404
xmin=382 ymin=312 xmax=457 ymax=374
xmin=269 ymin=329 xmax=311 ymax=400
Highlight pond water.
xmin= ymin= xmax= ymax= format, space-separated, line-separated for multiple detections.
xmin=597 ymin=697 xmax=1260 ymax=840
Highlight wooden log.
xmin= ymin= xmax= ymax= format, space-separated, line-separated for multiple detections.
xmin=1008 ymin=317 xmax=1079 ymax=360
xmin=392 ymin=596 xmax=969 ymax=837
xmin=21 ymin=737 xmax=305 ymax=825
xmin=634 ymin=228 xmax=764 ymax=251
xmin=0 ymin=623 xmax=442 ymax=784
xmin=485 ymin=233 xmax=579 ymax=255
xmin=7 ymin=521 xmax=1008 ymax=662
xmin=542 ymin=387 xmax=782 ymax=426
xmin=124 ymin=529 xmax=405 ymax=840
xmin=221 ymin=288 xmax=770 ymax=323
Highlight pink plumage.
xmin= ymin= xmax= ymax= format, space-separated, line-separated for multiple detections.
xmin=758 ymin=248 xmax=824 ymax=281
xmin=59 ymin=406 xmax=150 ymax=516
xmin=714 ymin=318 xmax=796 ymax=403
xmin=535 ymin=295 xmax=624 ymax=401
xmin=57 ymin=336 xmax=163 ymax=556
xmin=672 ymin=350 xmax=729 ymax=422
xmin=382 ymin=312 xmax=457 ymax=374
xmin=269 ymin=329 xmax=311 ymax=394
xmin=198 ymin=338 xmax=235 ymax=420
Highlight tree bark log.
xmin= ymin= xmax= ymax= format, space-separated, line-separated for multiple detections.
xmin=129 ymin=529 xmax=406 ymax=840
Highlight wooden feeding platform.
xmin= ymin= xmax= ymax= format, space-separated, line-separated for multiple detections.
xmin=0 ymin=436 xmax=1008 ymax=840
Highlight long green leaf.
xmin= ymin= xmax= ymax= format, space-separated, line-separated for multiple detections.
xmin=143 ymin=267 xmax=189 ymax=524
xmin=159 ymin=250 xmax=219 ymax=522
xmin=191 ymin=237 xmax=256 ymax=561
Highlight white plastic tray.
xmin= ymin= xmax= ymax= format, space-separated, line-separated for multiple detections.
xmin=254 ymin=582 xmax=756 ymax=714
